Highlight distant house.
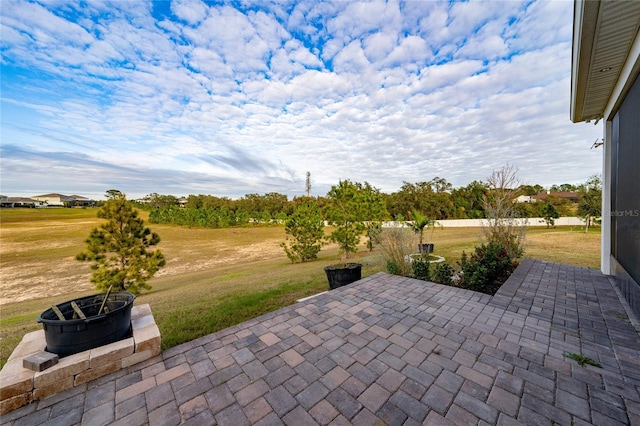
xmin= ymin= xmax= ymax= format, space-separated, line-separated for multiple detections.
xmin=1 ymin=196 xmax=46 ymax=208
xmin=69 ymin=195 xmax=95 ymax=207
xmin=531 ymin=191 xmax=579 ymax=203
xmin=32 ymin=193 xmax=73 ymax=206
xmin=514 ymin=195 xmax=534 ymax=203
xmin=32 ymin=193 xmax=94 ymax=207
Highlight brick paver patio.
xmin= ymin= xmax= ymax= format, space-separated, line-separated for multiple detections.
xmin=2 ymin=258 xmax=639 ymax=425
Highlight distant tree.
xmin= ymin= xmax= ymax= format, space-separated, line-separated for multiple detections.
xmin=387 ymin=180 xmax=453 ymax=220
xmin=281 ymin=201 xmax=324 ymax=263
xmin=235 ymin=192 xmax=290 ymax=219
xmin=429 ymin=176 xmax=452 ymax=193
xmin=550 ymin=183 xmax=578 ymax=192
xmin=306 ymin=171 xmax=311 ymax=197
xmin=451 ymin=180 xmax=487 ymax=219
xmin=144 ymin=193 xmax=179 ymax=208
xmin=76 ymin=190 xmax=165 ymax=295
xmin=541 ymin=203 xmax=560 ymax=228
xmin=577 ymin=175 xmax=602 ymax=233
xmin=520 ymin=184 xmax=544 ymax=196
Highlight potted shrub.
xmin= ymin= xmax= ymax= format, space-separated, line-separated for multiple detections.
xmin=407 ymin=210 xmax=437 ymax=255
xmin=323 ymin=180 xmax=385 ymax=289
xmin=40 ymin=190 xmax=165 ymax=356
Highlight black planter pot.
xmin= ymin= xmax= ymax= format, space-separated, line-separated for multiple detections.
xmin=37 ymin=292 xmax=135 ymax=356
xmin=418 ymin=243 xmax=434 ymax=254
xmin=324 ymin=263 xmax=362 ymax=289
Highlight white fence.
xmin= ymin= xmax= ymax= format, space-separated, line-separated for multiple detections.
xmin=383 ymin=217 xmax=586 ymax=228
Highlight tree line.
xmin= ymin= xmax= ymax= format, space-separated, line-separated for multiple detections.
xmin=137 ymin=175 xmax=601 ymax=229
xmin=74 ymin=171 xmax=602 ymax=295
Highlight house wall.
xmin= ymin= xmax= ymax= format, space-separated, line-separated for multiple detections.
xmin=32 ymin=196 xmax=63 ymax=206
xmin=609 ymin=72 xmax=640 ymax=318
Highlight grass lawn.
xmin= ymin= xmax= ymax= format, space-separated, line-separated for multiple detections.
xmin=0 ymin=208 xmax=601 ymax=368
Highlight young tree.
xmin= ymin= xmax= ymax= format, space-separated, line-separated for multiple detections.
xmin=360 ymin=182 xmax=387 ymax=251
xmin=280 ymin=201 xmax=324 ymax=263
xmin=76 ymin=190 xmax=166 ymax=295
xmin=325 ymin=180 xmax=374 ymax=260
xmin=577 ymin=175 xmax=602 ymax=232
xmin=541 ymin=203 xmax=560 ymax=228
xmin=482 ymin=165 xmax=527 ymax=259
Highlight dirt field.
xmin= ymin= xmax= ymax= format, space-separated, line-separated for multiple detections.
xmin=0 ymin=209 xmax=287 ymax=305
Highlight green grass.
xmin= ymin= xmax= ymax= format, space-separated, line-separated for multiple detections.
xmin=0 ymin=208 xmax=601 ymax=368
xmin=563 ymin=352 xmax=602 ymax=368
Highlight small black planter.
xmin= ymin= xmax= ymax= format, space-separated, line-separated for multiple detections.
xmin=38 ymin=292 xmax=135 ymax=356
xmin=324 ymin=263 xmax=362 ymax=289
xmin=418 ymin=243 xmax=434 ymax=254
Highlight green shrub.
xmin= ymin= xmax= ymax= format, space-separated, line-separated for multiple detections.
xmin=386 ymin=260 xmax=399 ymax=275
xmin=459 ymin=241 xmax=515 ymax=294
xmin=432 ymin=262 xmax=454 ymax=285
xmin=412 ymin=258 xmax=430 ymax=281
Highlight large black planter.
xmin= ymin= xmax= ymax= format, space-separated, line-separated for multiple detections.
xmin=418 ymin=243 xmax=434 ymax=254
xmin=324 ymin=263 xmax=362 ymax=289
xmin=37 ymin=292 xmax=135 ymax=356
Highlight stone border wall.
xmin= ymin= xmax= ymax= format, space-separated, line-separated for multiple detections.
xmin=0 ymin=304 xmax=160 ymax=414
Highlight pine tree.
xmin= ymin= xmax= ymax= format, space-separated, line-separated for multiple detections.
xmin=280 ymin=201 xmax=324 ymax=263
xmin=76 ymin=190 xmax=165 ymax=295
xmin=541 ymin=203 xmax=559 ymax=228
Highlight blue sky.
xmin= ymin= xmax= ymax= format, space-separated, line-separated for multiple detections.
xmin=1 ymin=0 xmax=602 ymax=200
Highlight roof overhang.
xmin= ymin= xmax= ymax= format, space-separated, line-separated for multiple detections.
xmin=570 ymin=0 xmax=640 ymax=123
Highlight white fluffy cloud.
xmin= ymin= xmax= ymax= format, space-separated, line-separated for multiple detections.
xmin=0 ymin=0 xmax=601 ymax=199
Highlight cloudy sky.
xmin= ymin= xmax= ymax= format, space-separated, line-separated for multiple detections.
xmin=1 ymin=0 xmax=602 ymax=200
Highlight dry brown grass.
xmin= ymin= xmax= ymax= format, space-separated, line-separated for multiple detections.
xmin=525 ymin=227 xmax=600 ymax=268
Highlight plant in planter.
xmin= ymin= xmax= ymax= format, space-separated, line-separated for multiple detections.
xmin=40 ymin=190 xmax=166 ymax=357
xmin=407 ymin=210 xmax=437 ymax=255
xmin=323 ymin=180 xmax=385 ymax=289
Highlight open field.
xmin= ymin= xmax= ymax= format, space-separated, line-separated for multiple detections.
xmin=0 ymin=208 xmax=600 ymax=368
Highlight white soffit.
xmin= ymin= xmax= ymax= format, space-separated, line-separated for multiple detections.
xmin=571 ymin=0 xmax=640 ymax=123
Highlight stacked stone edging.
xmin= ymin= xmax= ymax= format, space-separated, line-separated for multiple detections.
xmin=0 ymin=304 xmax=160 ymax=414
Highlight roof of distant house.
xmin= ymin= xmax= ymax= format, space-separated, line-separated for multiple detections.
xmin=34 ymin=193 xmax=68 ymax=198
xmin=7 ymin=197 xmax=40 ymax=203
xmin=532 ymin=191 xmax=578 ymax=201
xmin=32 ymin=193 xmax=93 ymax=200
